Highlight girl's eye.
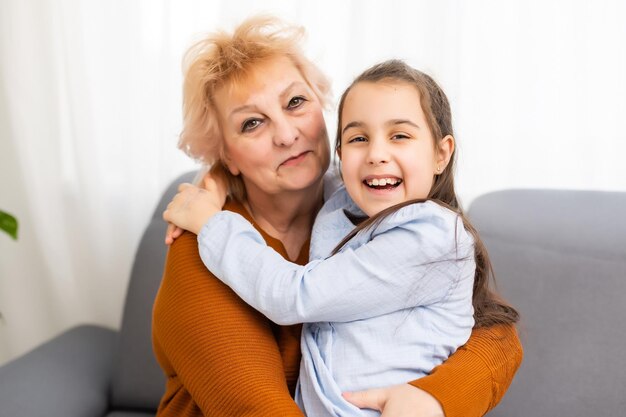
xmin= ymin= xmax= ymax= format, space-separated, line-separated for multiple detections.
xmin=348 ymin=136 xmax=367 ymax=144
xmin=287 ymin=96 xmax=307 ymax=109
xmin=392 ymin=133 xmax=410 ymax=140
xmin=241 ymin=118 xmax=262 ymax=132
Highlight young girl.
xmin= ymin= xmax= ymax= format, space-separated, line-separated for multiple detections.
xmin=164 ymin=59 xmax=518 ymax=416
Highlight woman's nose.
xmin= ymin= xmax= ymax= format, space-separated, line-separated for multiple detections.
xmin=273 ymin=116 xmax=298 ymax=147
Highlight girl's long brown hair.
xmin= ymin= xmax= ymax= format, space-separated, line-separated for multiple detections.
xmin=333 ymin=60 xmax=519 ymax=328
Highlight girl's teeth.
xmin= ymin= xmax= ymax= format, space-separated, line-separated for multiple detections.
xmin=367 ymin=178 xmax=399 ymax=186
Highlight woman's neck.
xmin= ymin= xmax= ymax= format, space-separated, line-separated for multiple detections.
xmin=244 ymin=182 xmax=324 ymax=261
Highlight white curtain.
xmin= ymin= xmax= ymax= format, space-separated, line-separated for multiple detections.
xmin=1 ymin=0 xmax=625 ymax=364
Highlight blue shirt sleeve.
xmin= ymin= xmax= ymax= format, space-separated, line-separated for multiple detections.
xmin=197 ymin=203 xmax=474 ymax=325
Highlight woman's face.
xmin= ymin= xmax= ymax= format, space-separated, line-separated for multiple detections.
xmin=214 ymin=57 xmax=330 ymax=199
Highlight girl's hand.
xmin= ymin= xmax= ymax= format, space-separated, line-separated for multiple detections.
xmin=164 ymin=223 xmax=184 ymax=245
xmin=343 ymin=384 xmax=444 ymax=417
xmin=163 ymin=173 xmax=228 ymax=244
xmin=163 ymin=176 xmax=227 ymax=238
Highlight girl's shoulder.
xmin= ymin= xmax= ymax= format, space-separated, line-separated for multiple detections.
xmin=372 ymin=200 xmax=474 ymax=249
xmin=319 ymin=185 xmax=363 ymax=218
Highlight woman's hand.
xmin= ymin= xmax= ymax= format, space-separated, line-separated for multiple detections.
xmin=343 ymin=384 xmax=444 ymax=417
xmin=163 ymin=175 xmax=227 ymax=241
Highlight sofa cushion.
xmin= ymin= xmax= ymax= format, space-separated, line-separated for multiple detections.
xmin=470 ymin=189 xmax=626 ymax=417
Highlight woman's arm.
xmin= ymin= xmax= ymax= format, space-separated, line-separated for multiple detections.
xmin=409 ymin=324 xmax=523 ymax=417
xmin=345 ymin=324 xmax=523 ymax=417
xmin=152 ymin=231 xmax=304 ymax=417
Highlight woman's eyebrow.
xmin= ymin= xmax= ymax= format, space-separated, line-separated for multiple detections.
xmin=229 ymin=81 xmax=307 ymax=117
xmin=230 ymin=104 xmax=257 ymax=115
xmin=280 ymin=81 xmax=307 ymax=99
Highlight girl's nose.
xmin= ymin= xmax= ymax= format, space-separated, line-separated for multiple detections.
xmin=273 ymin=115 xmax=299 ymax=147
xmin=366 ymin=140 xmax=389 ymax=165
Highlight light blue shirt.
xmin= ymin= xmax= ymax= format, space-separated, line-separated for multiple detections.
xmin=198 ymin=187 xmax=475 ymax=417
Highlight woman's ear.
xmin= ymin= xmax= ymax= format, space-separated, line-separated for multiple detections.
xmin=436 ymin=135 xmax=455 ymax=172
xmin=221 ymin=147 xmax=240 ymax=176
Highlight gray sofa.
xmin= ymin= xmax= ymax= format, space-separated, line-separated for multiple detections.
xmin=0 ymin=171 xmax=624 ymax=417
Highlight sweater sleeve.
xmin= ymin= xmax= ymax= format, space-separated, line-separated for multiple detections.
xmin=408 ymin=324 xmax=523 ymax=417
xmin=152 ymin=231 xmax=304 ymax=417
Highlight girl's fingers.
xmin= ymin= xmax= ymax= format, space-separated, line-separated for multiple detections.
xmin=172 ymin=226 xmax=184 ymax=239
xmin=164 ymin=222 xmax=176 ymax=245
xmin=178 ymin=182 xmax=190 ymax=189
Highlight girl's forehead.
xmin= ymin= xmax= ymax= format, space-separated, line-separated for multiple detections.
xmin=343 ymin=81 xmax=423 ymax=115
xmin=350 ymin=79 xmax=421 ymax=98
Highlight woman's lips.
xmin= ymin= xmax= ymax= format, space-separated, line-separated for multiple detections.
xmin=280 ymin=151 xmax=310 ymax=167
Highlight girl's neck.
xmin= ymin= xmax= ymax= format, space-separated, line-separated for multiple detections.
xmin=244 ymin=182 xmax=324 ymax=261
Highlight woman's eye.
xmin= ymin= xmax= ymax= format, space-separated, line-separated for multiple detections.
xmin=287 ymin=96 xmax=307 ymax=109
xmin=241 ymin=119 xmax=262 ymax=132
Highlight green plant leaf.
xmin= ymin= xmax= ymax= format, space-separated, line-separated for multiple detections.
xmin=0 ymin=210 xmax=18 ymax=240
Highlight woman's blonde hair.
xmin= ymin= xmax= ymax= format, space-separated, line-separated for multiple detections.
xmin=179 ymin=15 xmax=331 ymax=201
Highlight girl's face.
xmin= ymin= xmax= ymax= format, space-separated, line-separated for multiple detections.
xmin=215 ymin=57 xmax=330 ymax=199
xmin=339 ymin=81 xmax=453 ymax=217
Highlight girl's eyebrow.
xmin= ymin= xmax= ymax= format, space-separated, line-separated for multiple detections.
xmin=342 ymin=121 xmax=365 ymax=135
xmin=387 ymin=119 xmax=420 ymax=129
xmin=342 ymin=119 xmax=420 ymax=135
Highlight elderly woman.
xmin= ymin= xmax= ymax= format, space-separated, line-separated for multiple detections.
xmin=152 ymin=16 xmax=522 ymax=417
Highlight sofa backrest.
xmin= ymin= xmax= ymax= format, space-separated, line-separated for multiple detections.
xmin=110 ymin=171 xmax=196 ymax=411
xmin=469 ymin=189 xmax=626 ymax=417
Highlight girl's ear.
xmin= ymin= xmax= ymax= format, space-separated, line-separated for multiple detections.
xmin=436 ymin=135 xmax=455 ymax=172
xmin=336 ymin=146 xmax=342 ymax=160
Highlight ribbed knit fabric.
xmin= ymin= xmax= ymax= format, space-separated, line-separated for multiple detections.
xmin=411 ymin=324 xmax=523 ymax=417
xmin=152 ymin=200 xmax=306 ymax=417
xmin=152 ymin=199 xmax=523 ymax=416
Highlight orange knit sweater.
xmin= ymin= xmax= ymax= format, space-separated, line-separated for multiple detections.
xmin=152 ymin=200 xmax=522 ymax=417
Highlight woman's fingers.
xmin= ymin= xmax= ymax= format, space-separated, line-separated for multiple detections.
xmin=344 ymin=384 xmax=444 ymax=417
xmin=342 ymin=388 xmax=385 ymax=411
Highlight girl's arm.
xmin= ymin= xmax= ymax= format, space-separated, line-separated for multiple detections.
xmin=152 ymin=231 xmax=304 ymax=417
xmin=196 ymin=205 xmax=472 ymax=325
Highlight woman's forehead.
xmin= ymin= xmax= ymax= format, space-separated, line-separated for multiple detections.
xmin=214 ymin=57 xmax=309 ymax=112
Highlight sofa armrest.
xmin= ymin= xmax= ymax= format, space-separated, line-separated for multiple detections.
xmin=0 ymin=324 xmax=118 ymax=417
